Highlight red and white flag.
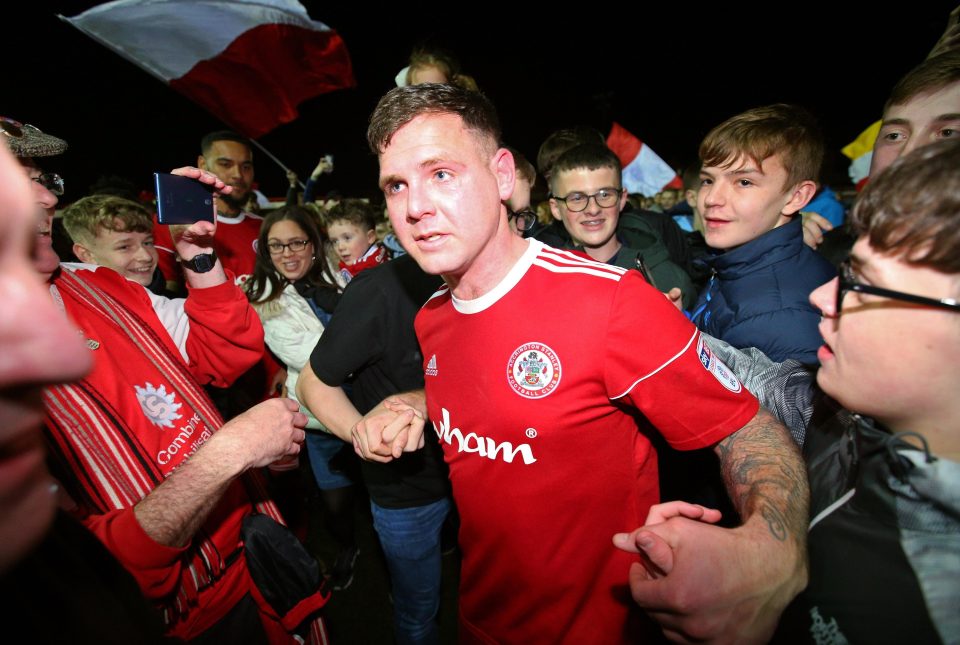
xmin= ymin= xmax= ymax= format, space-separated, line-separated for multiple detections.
xmin=62 ymin=0 xmax=355 ymax=138
xmin=606 ymin=122 xmax=681 ymax=197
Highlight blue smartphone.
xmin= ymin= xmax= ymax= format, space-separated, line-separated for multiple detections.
xmin=154 ymin=172 xmax=216 ymax=225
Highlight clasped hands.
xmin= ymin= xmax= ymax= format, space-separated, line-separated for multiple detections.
xmin=350 ymin=394 xmax=426 ymax=462
xmin=613 ymin=501 xmax=805 ymax=644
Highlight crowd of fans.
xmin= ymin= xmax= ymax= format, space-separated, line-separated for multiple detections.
xmin=0 ymin=23 xmax=958 ymax=645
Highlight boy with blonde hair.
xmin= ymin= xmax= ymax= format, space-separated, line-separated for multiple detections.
xmin=62 ymin=194 xmax=165 ymax=294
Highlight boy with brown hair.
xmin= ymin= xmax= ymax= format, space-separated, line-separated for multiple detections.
xmin=690 ymin=103 xmax=836 ymax=363
xmin=703 ymin=139 xmax=960 ymax=645
xmin=542 ymin=142 xmax=697 ymax=306
xmin=871 ymin=50 xmax=960 ymax=176
xmin=326 ymin=198 xmax=390 ymax=284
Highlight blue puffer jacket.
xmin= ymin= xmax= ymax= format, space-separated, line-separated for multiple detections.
xmin=689 ymin=218 xmax=836 ymax=364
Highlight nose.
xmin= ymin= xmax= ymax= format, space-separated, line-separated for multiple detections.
xmin=582 ymin=194 xmax=603 ymax=215
xmin=134 ymin=243 xmax=152 ymax=261
xmin=899 ymin=134 xmax=922 ymax=159
xmin=405 ymin=182 xmax=434 ymax=222
xmin=810 ymin=276 xmax=839 ymax=317
xmin=31 ymin=179 xmax=58 ymax=211
xmin=700 ymin=181 xmax=723 ymax=209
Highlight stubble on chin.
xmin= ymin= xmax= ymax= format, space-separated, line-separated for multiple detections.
xmin=217 ymin=191 xmax=249 ymax=213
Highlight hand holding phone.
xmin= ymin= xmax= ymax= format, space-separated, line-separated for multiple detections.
xmin=311 ymin=155 xmax=334 ymax=179
xmin=155 ymin=172 xmax=216 ymax=225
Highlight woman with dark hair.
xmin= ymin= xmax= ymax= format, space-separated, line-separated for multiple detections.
xmin=246 ymin=205 xmax=360 ymax=590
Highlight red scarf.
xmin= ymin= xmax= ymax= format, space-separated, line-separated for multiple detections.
xmin=338 ymin=243 xmax=390 ymax=283
xmin=43 ymin=268 xmax=283 ymax=625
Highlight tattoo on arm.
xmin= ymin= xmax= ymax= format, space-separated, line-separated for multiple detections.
xmin=715 ymin=408 xmax=809 ymax=544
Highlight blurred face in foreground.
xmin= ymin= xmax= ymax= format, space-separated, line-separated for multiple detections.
xmin=0 ymin=146 xmax=92 ymax=573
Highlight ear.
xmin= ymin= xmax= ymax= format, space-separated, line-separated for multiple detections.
xmin=73 ymin=243 xmax=95 ymax=264
xmin=549 ymin=197 xmax=563 ymax=222
xmin=684 ymin=188 xmax=698 ymax=208
xmin=492 ymin=147 xmax=516 ymax=203
xmin=781 ymin=180 xmax=818 ymax=217
xmin=366 ymin=228 xmax=378 ymax=245
xmin=197 ymin=154 xmax=206 ymax=169
xmin=618 ymin=188 xmax=629 ymax=213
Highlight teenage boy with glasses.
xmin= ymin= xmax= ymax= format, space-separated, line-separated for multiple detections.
xmin=542 ymin=142 xmax=696 ymax=307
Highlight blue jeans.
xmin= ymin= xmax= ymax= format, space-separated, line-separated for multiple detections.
xmin=305 ymin=430 xmax=353 ymax=490
xmin=370 ymin=497 xmax=451 ymax=645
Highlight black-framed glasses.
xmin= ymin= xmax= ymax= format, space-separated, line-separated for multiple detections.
xmin=551 ymin=187 xmax=622 ymax=212
xmin=267 ymin=239 xmax=311 ymax=255
xmin=837 ymin=259 xmax=960 ymax=313
xmin=508 ymin=208 xmax=537 ymax=232
xmin=32 ymin=172 xmax=64 ymax=196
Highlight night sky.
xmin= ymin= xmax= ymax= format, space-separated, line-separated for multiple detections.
xmin=6 ymin=2 xmax=956 ymax=203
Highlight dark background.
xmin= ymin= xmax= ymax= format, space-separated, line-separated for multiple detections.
xmin=6 ymin=2 xmax=956 ymax=203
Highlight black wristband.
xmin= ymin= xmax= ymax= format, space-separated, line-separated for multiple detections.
xmin=181 ymin=250 xmax=217 ymax=274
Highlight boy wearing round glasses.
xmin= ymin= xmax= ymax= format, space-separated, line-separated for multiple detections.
xmin=545 ymin=142 xmax=696 ymax=306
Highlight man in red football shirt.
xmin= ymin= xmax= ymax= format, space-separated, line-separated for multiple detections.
xmin=153 ymin=131 xmax=263 ymax=291
xmin=342 ymin=84 xmax=809 ymax=644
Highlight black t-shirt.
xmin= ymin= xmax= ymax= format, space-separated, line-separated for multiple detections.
xmin=309 ymin=254 xmax=449 ymax=508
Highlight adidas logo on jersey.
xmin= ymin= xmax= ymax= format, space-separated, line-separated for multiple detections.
xmin=425 ymin=354 xmax=438 ymax=377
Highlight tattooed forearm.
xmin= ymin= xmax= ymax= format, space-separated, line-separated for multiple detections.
xmin=715 ymin=407 xmax=809 ymax=545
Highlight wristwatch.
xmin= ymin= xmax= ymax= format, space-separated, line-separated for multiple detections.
xmin=180 ymin=250 xmax=217 ymax=273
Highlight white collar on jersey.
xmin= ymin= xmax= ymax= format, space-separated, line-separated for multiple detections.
xmin=216 ymin=210 xmax=259 ymax=225
xmin=451 ymin=239 xmax=540 ymax=315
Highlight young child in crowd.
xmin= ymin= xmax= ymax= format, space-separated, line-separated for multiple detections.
xmin=690 ymin=104 xmax=836 ymax=363
xmin=397 ymin=45 xmax=479 ymax=91
xmin=327 ymin=199 xmax=391 ymax=285
xmin=62 ymin=194 xmax=167 ymax=295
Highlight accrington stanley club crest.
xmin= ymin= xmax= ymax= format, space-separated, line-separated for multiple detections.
xmin=507 ymin=342 xmax=562 ymax=399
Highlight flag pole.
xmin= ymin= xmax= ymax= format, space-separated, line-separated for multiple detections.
xmin=249 ymin=139 xmax=306 ymax=191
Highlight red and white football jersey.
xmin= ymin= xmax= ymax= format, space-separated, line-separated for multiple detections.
xmin=416 ymin=240 xmax=759 ymax=644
